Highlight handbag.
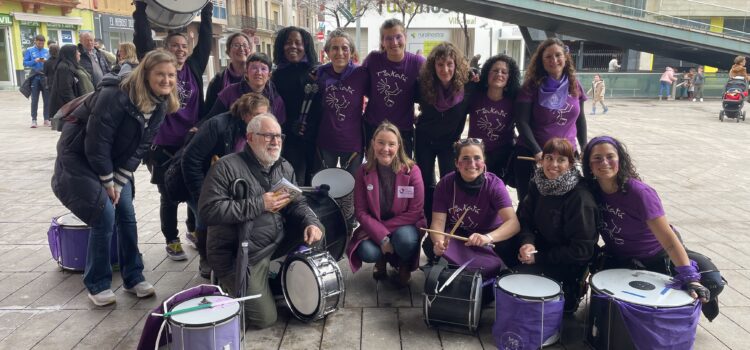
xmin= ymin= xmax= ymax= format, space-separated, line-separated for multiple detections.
xmin=163 ymin=147 xmax=191 ymax=203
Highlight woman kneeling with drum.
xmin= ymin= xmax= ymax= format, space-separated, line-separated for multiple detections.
xmin=429 ymin=138 xmax=520 ymax=275
xmin=583 ymin=135 xmax=723 ymax=320
xmin=346 ymin=122 xmax=426 ymax=286
xmin=515 ymin=137 xmax=598 ymax=314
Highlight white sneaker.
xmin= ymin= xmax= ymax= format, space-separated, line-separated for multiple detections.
xmin=125 ymin=281 xmax=156 ymax=298
xmin=700 ymin=98 xmax=704 ymax=102
xmin=692 ymin=98 xmax=697 ymax=102
xmin=88 ymin=289 xmax=116 ymax=306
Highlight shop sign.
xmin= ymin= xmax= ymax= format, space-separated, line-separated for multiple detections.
xmin=47 ymin=23 xmax=77 ymax=29
xmin=19 ymin=20 xmax=40 ymax=27
xmin=0 ymin=14 xmax=12 ymax=26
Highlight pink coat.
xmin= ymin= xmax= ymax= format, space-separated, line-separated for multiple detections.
xmin=346 ymin=164 xmax=427 ymax=273
xmin=660 ymin=67 xmax=677 ymax=83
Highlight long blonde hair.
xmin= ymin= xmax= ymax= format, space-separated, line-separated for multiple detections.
xmin=118 ymin=42 xmax=138 ymax=65
xmin=364 ymin=121 xmax=415 ymax=173
xmin=120 ymin=49 xmax=179 ymax=114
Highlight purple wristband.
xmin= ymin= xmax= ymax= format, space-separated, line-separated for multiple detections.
xmin=667 ymin=260 xmax=701 ymax=289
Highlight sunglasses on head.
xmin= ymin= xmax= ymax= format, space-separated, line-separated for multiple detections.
xmin=455 ymin=138 xmax=483 ymax=146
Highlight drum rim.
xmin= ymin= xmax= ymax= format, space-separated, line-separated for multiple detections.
xmin=146 ymin=0 xmax=210 ymax=14
xmin=496 ymin=273 xmax=563 ymax=300
xmin=281 ymin=251 xmax=327 ymax=321
xmin=423 ymin=265 xmax=483 ymax=332
xmin=589 ymin=268 xmax=696 ymax=308
xmin=311 ymin=168 xmax=355 ymax=199
xmin=167 ymin=296 xmax=241 ymax=327
xmin=56 ymin=213 xmax=88 ymax=228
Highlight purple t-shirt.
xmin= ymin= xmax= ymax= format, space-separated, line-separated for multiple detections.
xmin=599 ymin=178 xmax=665 ymax=258
xmin=362 ymin=51 xmax=424 ymax=131
xmin=516 ymin=80 xmax=587 ymax=151
xmin=432 ymin=172 xmax=512 ymax=235
xmin=468 ymin=94 xmax=515 ymax=152
xmin=317 ymin=64 xmax=369 ymax=152
xmin=155 ymin=65 xmax=200 ymax=146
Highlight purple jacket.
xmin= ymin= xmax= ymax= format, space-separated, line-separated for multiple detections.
xmin=346 ymin=164 xmax=427 ymax=272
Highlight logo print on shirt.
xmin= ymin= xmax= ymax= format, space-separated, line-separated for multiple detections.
xmin=326 ymin=93 xmax=351 ymax=121
xmin=552 ymin=102 xmax=573 ymax=126
xmin=176 ymin=80 xmax=193 ymax=109
xmin=449 ymin=205 xmax=481 ymax=230
xmin=601 ymin=218 xmax=624 ymax=245
xmin=476 ymin=108 xmax=507 ymax=141
xmin=376 ymin=79 xmax=402 ymax=107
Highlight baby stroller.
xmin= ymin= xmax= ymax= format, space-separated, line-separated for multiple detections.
xmin=720 ymin=77 xmax=747 ymax=122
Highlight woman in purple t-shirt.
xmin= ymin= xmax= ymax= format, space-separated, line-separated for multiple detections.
xmin=315 ymin=29 xmax=369 ymax=176
xmin=515 ymin=38 xmax=588 ymax=202
xmin=362 ymin=18 xmax=425 ymax=156
xmin=467 ymin=54 xmax=521 ymax=185
xmin=427 ymin=139 xmax=520 ymax=275
xmin=583 ymin=136 xmax=723 ymax=320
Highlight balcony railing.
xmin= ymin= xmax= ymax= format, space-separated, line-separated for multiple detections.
xmin=228 ymin=15 xmax=257 ymax=30
xmin=256 ymin=17 xmax=282 ymax=32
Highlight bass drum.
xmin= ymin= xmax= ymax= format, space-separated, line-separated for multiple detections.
xmin=273 ymin=191 xmax=348 ymax=261
xmin=142 ymin=0 xmax=209 ymax=29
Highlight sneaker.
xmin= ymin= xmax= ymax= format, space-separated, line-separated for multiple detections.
xmin=692 ymin=98 xmax=697 ymax=102
xmin=88 ymin=289 xmax=116 ymax=306
xmin=43 ymin=120 xmax=51 ymax=127
xmin=185 ymin=231 xmax=197 ymax=249
xmin=603 ymin=107 xmax=609 ymax=114
xmin=166 ymin=240 xmax=188 ymax=261
xmin=125 ymin=281 xmax=156 ymax=298
xmin=199 ymin=258 xmax=211 ymax=279
xmin=700 ymin=98 xmax=704 ymax=102
xmin=30 ymin=120 xmax=37 ymax=128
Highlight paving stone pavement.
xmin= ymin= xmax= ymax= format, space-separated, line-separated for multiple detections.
xmin=0 ymin=91 xmax=748 ymax=349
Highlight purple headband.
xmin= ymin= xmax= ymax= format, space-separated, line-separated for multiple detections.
xmin=584 ymin=136 xmax=619 ymax=156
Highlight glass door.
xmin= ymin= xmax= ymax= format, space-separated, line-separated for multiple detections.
xmin=0 ymin=28 xmax=11 ymax=83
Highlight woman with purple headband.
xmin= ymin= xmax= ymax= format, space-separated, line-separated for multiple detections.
xmin=514 ymin=38 xmax=587 ymax=202
xmin=583 ymin=135 xmax=724 ymax=320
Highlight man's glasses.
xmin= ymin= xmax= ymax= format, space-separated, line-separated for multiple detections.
xmin=255 ymin=132 xmax=285 ymax=142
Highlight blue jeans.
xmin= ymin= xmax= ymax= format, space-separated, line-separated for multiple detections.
xmin=658 ymin=81 xmax=671 ymax=97
xmin=84 ymin=182 xmax=145 ymax=294
xmin=356 ymin=225 xmax=419 ymax=263
xmin=187 ymin=199 xmax=207 ymax=260
xmin=29 ymin=74 xmax=49 ymax=120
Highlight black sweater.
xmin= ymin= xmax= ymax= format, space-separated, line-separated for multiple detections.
xmin=271 ymin=62 xmax=321 ymax=142
xmin=415 ymin=82 xmax=477 ymax=142
xmin=517 ymin=181 xmax=598 ymax=265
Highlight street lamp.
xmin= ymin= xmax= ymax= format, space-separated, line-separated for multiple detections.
xmin=480 ymin=23 xmax=493 ymax=56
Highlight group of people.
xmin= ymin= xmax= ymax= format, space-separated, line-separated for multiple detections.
xmin=659 ymin=64 xmax=706 ymax=101
xmin=23 ymin=32 xmax=137 ymax=129
xmin=49 ymin=1 xmax=723 ymax=333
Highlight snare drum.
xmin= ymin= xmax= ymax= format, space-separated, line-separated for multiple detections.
xmin=494 ymin=274 xmax=563 ymax=349
xmin=423 ymin=264 xmax=483 ymax=333
xmin=281 ymin=249 xmax=344 ymax=322
xmin=167 ymin=295 xmax=241 ymax=350
xmin=47 ymin=213 xmax=118 ymax=271
xmin=587 ymin=269 xmax=699 ymax=350
xmin=142 ymin=0 xmax=209 ymax=29
xmin=312 ymin=168 xmax=355 ymax=227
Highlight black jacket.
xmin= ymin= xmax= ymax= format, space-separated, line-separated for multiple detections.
xmin=51 ymin=77 xmax=167 ymax=226
xmin=517 ymin=181 xmax=599 ymax=265
xmin=42 ymin=57 xmax=58 ymax=90
xmin=271 ymin=62 xmax=321 ymax=141
xmin=77 ymin=45 xmax=111 ymax=84
xmin=182 ymin=112 xmax=246 ymax=202
xmin=49 ymin=62 xmax=81 ymax=119
xmin=133 ymin=2 xmax=212 ymax=117
xmin=199 ymin=148 xmax=322 ymax=278
xmin=205 ymin=69 xmax=244 ymax=116
xmin=415 ymin=84 xmax=476 ymax=143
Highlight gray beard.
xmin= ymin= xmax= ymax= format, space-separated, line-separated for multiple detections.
xmin=251 ymin=144 xmax=280 ymax=168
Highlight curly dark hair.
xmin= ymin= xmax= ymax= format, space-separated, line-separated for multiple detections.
xmin=478 ymin=54 xmax=521 ymax=100
xmin=418 ymin=42 xmax=469 ymax=106
xmin=272 ymin=26 xmax=318 ymax=66
xmin=523 ymin=38 xmax=579 ymax=97
xmin=582 ymin=135 xmax=640 ymax=194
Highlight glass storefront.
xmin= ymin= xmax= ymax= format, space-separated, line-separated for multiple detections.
xmin=0 ymin=28 xmax=10 ymax=82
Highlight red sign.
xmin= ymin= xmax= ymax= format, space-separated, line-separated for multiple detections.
xmin=316 ymin=31 xmax=325 ymax=41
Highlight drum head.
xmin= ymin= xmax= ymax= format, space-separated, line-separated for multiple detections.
xmin=147 ymin=0 xmax=209 ymax=13
xmin=284 ymin=259 xmax=321 ymax=316
xmin=312 ymin=168 xmax=355 ymax=198
xmin=591 ymin=269 xmax=695 ymax=307
xmin=496 ymin=274 xmax=561 ymax=300
xmin=169 ymin=296 xmax=240 ymax=326
xmin=56 ymin=213 xmax=87 ymax=227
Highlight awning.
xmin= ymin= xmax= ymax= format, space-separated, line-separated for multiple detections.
xmin=11 ymin=12 xmax=82 ymax=26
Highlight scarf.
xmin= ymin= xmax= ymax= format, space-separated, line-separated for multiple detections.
xmin=221 ymin=64 xmax=244 ymax=90
xmin=533 ymin=167 xmax=579 ymax=196
xmin=319 ymin=62 xmax=356 ymax=88
xmin=275 ymin=56 xmax=309 ymax=71
xmin=434 ymin=85 xmax=464 ymax=112
xmin=456 ymin=171 xmax=485 ymax=196
xmin=538 ymin=75 xmax=569 ymax=110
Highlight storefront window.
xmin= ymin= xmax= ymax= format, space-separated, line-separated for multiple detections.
xmin=0 ymin=28 xmax=10 ymax=81
xmin=19 ymin=25 xmax=38 ymax=51
xmin=60 ymin=30 xmax=74 ymax=44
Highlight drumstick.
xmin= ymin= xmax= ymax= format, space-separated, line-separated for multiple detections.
xmin=525 ymin=250 xmax=538 ymax=257
xmin=448 ymin=210 xmax=468 ymax=239
xmin=420 ymin=228 xmax=496 ymax=248
xmin=517 ymin=156 xmax=537 ymax=161
xmin=152 ymin=294 xmax=262 ymax=317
